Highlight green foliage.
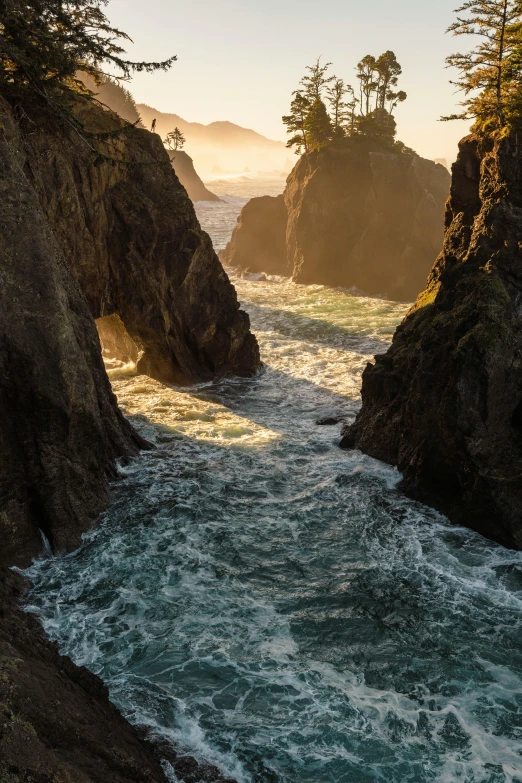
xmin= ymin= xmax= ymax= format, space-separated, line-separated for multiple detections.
xmin=283 ymin=51 xmax=408 ymax=155
xmin=0 ymin=0 xmax=175 ymax=154
xmin=299 ymin=57 xmax=335 ymax=101
xmin=326 ymin=78 xmax=357 ymax=135
xmin=303 ymin=97 xmax=333 ymax=150
xmin=443 ymin=0 xmax=522 ymax=128
xmin=356 ymin=107 xmax=397 ymax=139
xmin=282 ymin=92 xmax=311 ymax=154
xmin=164 ymin=127 xmax=186 ymax=151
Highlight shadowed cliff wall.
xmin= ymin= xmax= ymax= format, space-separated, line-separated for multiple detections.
xmin=342 ymin=131 xmax=522 ymax=549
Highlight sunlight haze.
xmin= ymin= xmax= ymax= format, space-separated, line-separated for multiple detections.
xmin=107 ymin=0 xmax=470 ymax=166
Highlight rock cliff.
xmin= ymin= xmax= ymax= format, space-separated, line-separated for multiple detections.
xmin=220 ymin=194 xmax=288 ymax=274
xmin=80 ymin=76 xmax=220 ymax=203
xmin=221 ymin=138 xmax=450 ymax=300
xmin=169 ymin=149 xmax=221 ymax=202
xmin=23 ymin=98 xmax=259 ymax=386
xmin=341 ymin=131 xmax=522 ymax=550
xmin=1 ymin=94 xmax=258 ymax=567
xmin=0 ymin=99 xmax=145 ymax=569
xmin=0 ymin=92 xmax=253 ymax=782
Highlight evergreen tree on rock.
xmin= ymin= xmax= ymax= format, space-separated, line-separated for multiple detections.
xmin=282 ymin=92 xmax=311 ymax=154
xmin=304 ymin=97 xmax=333 ymax=150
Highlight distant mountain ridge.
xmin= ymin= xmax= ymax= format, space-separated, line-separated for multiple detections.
xmin=137 ymin=104 xmax=292 ymax=179
xmin=138 ymin=104 xmax=285 ymax=148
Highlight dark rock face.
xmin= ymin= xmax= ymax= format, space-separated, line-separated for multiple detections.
xmin=23 ymin=99 xmax=259 ymax=385
xmin=0 ymin=568 xmax=167 ymax=783
xmin=170 ymin=149 xmax=221 ymax=202
xmin=341 ymin=132 xmax=522 ymax=550
xmin=222 ymin=138 xmax=450 ymax=300
xmin=220 ymin=194 xmax=288 ymax=274
xmin=0 ymin=99 xmax=145 ymax=569
xmin=0 ymin=93 xmax=247 ymax=782
xmin=0 ymin=568 xmax=236 ymax=783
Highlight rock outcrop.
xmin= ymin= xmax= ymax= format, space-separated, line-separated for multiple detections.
xmin=22 ymin=98 xmax=259 ymax=386
xmin=0 ymin=100 xmax=145 ymax=569
xmin=341 ymin=131 xmax=522 ymax=550
xmin=0 ymin=90 xmax=249 ymax=782
xmin=222 ymin=138 xmax=450 ymax=300
xmin=220 ymin=194 xmax=288 ymax=274
xmin=0 ymin=94 xmax=258 ymax=566
xmin=169 ymin=149 xmax=221 ymax=202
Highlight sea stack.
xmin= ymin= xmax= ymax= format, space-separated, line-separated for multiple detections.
xmin=341 ymin=131 xmax=522 ymax=549
xmin=221 ymin=137 xmax=450 ymax=300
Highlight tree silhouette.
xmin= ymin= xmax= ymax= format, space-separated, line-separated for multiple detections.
xmin=304 ymin=97 xmax=333 ymax=150
xmin=0 ymin=0 xmax=176 ymax=146
xmin=299 ymin=57 xmax=335 ymax=101
xmin=285 ymin=52 xmax=408 ymax=154
xmin=326 ymin=78 xmax=358 ymax=135
xmin=356 ymin=55 xmax=378 ymax=114
xmin=282 ymin=92 xmax=311 ymax=154
xmin=164 ymin=127 xmax=186 ymax=151
xmin=375 ymin=51 xmax=403 ymax=110
xmin=443 ymin=0 xmax=522 ymax=127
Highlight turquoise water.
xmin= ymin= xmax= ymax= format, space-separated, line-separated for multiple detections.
xmin=24 ymin=196 xmax=522 ymax=782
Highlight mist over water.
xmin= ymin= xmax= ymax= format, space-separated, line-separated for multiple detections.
xmin=25 ymin=183 xmax=522 ymax=782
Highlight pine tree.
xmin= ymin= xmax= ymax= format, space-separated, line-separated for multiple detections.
xmin=0 ymin=0 xmax=176 ymax=133
xmin=299 ymin=57 xmax=335 ymax=101
xmin=282 ymin=92 xmax=311 ymax=154
xmin=303 ymin=97 xmax=333 ymax=150
xmin=326 ymin=78 xmax=358 ymax=135
xmin=443 ymin=0 xmax=522 ymax=126
xmin=164 ymin=127 xmax=186 ymax=151
xmin=356 ymin=55 xmax=378 ymax=114
xmin=375 ymin=51 xmax=406 ymax=111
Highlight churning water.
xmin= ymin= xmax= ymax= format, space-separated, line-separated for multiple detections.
xmin=25 ymin=180 xmax=522 ymax=782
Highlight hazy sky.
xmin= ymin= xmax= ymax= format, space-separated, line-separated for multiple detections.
xmin=107 ymin=0 xmax=471 ymax=162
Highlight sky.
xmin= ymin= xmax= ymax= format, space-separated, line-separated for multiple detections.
xmin=106 ymin=0 xmax=471 ymax=163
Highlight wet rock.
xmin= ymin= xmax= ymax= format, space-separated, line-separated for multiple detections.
xmin=341 ymin=131 xmax=522 ymax=549
xmin=316 ymin=416 xmax=344 ymax=425
xmin=97 ymin=313 xmax=139 ymax=364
